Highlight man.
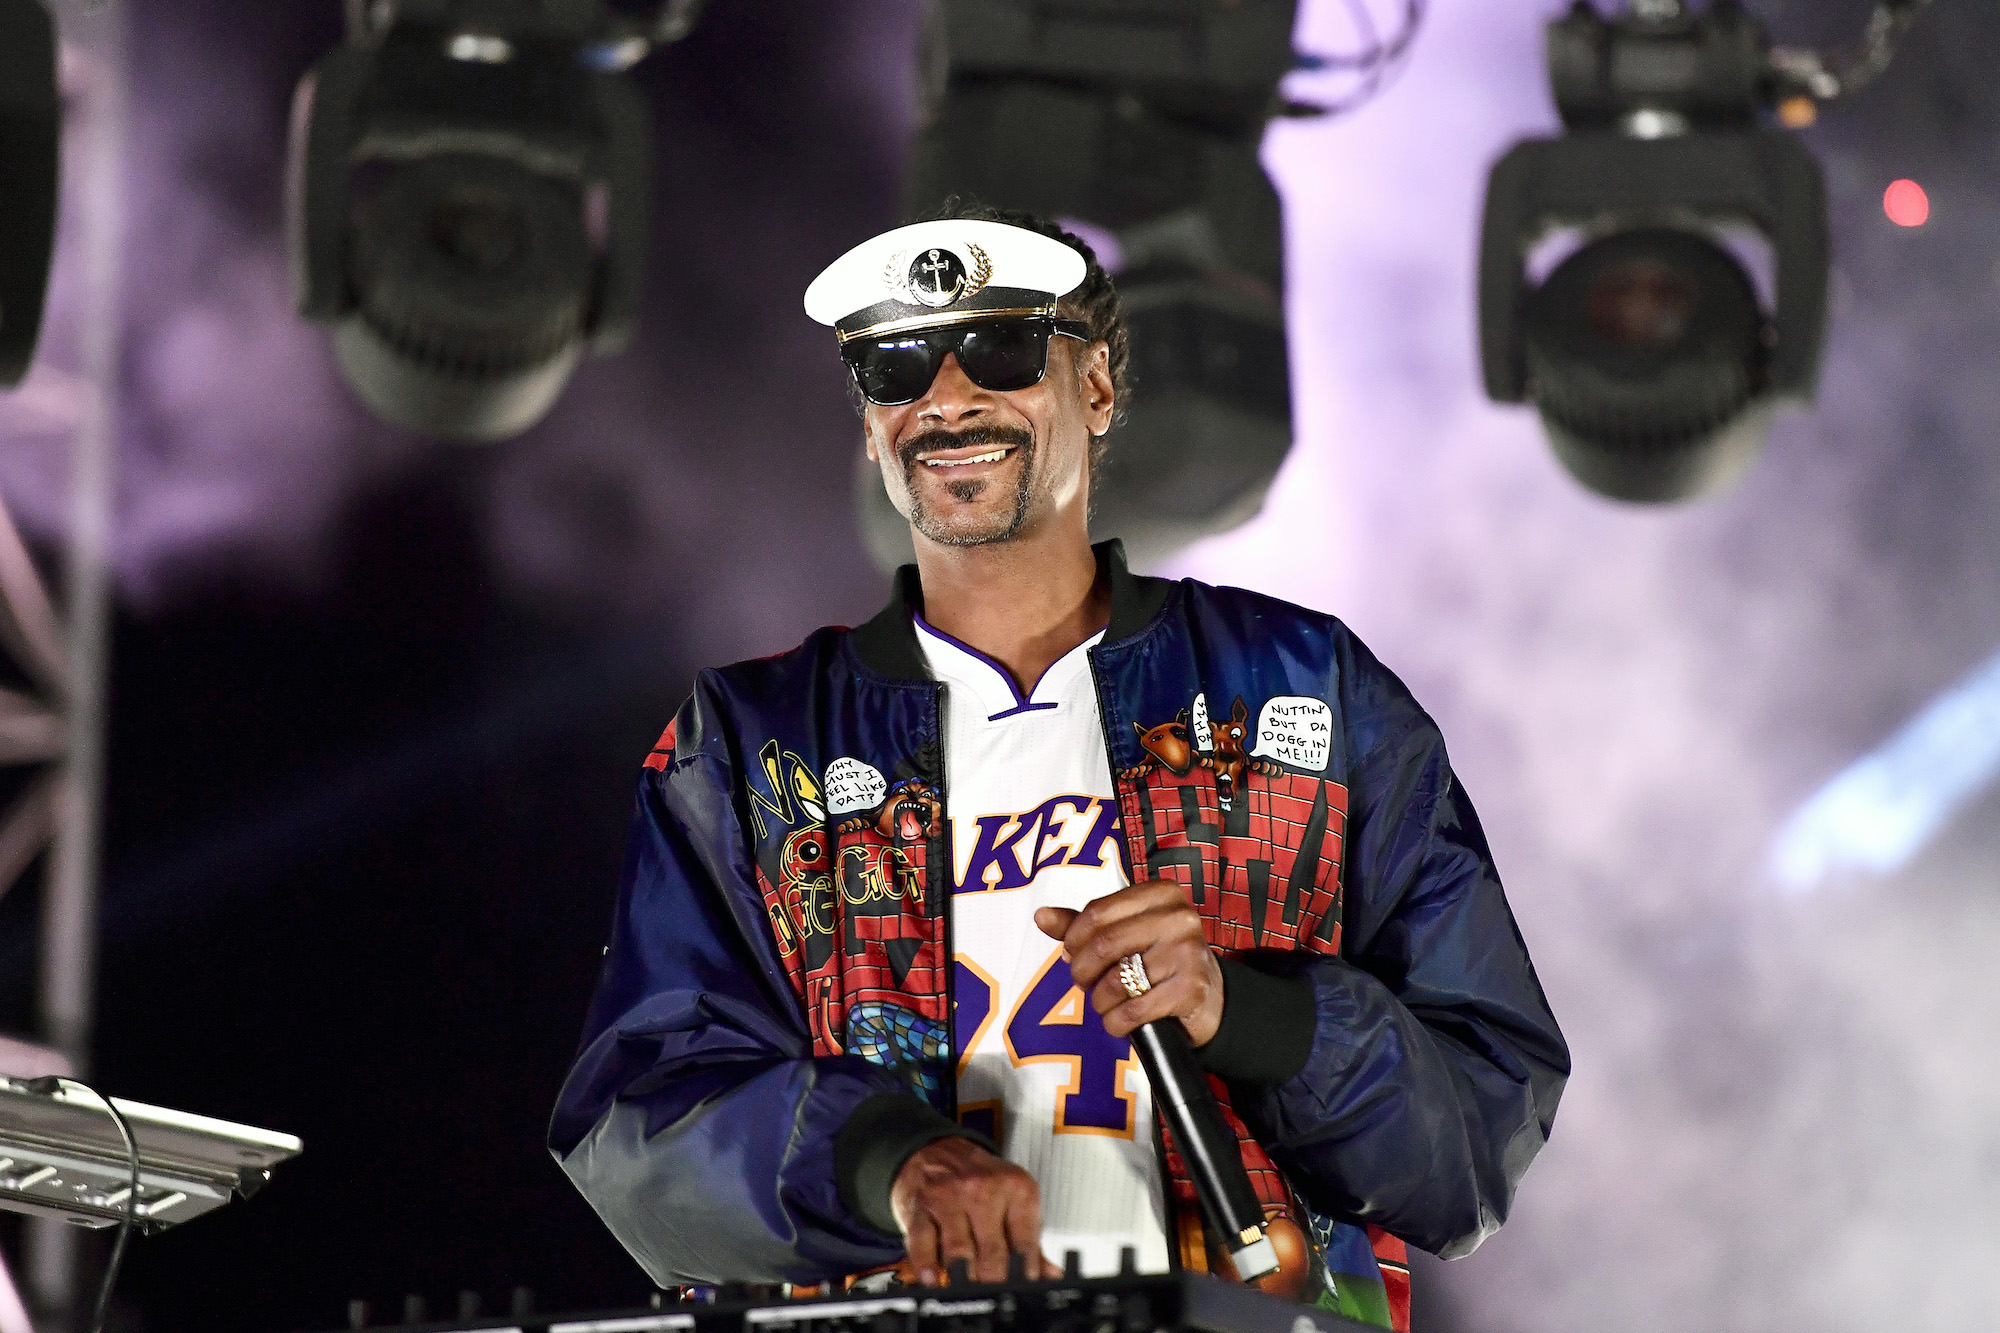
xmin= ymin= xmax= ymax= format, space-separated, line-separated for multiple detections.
xmin=549 ymin=205 xmax=1568 ymax=1331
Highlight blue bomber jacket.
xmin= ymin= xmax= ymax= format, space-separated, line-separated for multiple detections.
xmin=548 ymin=542 xmax=1568 ymax=1328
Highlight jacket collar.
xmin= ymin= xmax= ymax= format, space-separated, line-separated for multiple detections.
xmin=849 ymin=538 xmax=1173 ymax=683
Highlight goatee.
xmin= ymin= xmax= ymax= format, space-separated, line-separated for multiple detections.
xmin=898 ymin=424 xmax=1036 ymax=547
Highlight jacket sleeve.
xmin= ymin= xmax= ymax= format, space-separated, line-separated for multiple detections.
xmin=1224 ymin=637 xmax=1571 ymax=1261
xmin=547 ymin=687 xmax=966 ymax=1285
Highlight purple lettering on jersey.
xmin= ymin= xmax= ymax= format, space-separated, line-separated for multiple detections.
xmin=953 ymin=796 xmax=1127 ymax=894
xmin=1031 ymin=796 xmax=1088 ymax=876
xmin=953 ymin=958 xmax=994 ymax=1063
xmin=1005 ymin=953 xmax=1135 ymax=1136
xmin=957 ymin=812 xmax=1040 ymax=891
xmin=1063 ymin=796 xmax=1126 ymax=871
xmin=959 ymin=1101 xmax=1000 ymax=1142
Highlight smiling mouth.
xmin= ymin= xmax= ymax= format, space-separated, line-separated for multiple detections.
xmin=921 ymin=448 xmax=1014 ymax=469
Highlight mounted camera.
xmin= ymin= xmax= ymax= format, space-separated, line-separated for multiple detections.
xmin=0 ymin=0 xmax=59 ymax=390
xmin=1480 ymin=0 xmax=1926 ymax=503
xmin=287 ymin=0 xmax=702 ymax=441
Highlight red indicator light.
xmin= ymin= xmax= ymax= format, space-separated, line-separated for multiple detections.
xmin=1884 ymin=179 xmax=1930 ymax=228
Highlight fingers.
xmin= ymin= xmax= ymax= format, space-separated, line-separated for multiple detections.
xmin=1075 ymin=878 xmax=1187 ymax=930
xmin=1003 ymin=1176 xmax=1044 ymax=1276
xmin=933 ymin=1205 xmax=979 ymax=1284
xmin=913 ymin=1200 xmax=1017 ymax=1286
xmin=1068 ymin=927 xmax=1208 ymax=1015
xmin=1036 ymin=883 xmax=1197 ymax=954
xmin=1096 ymin=956 xmax=1160 ymax=1016
xmin=1068 ymin=911 xmax=1200 ymax=990
xmin=1092 ymin=967 xmax=1207 ymax=1038
xmin=1038 ymin=881 xmax=1195 ymax=966
xmin=905 ymin=1212 xmax=942 ymax=1286
xmin=890 ymin=1138 xmax=1044 ymax=1287
xmin=1083 ymin=939 xmax=1206 ymax=1018
xmin=1033 ymin=905 xmax=1077 ymax=940
xmin=1042 ymin=882 xmax=1224 ymax=1043
xmin=966 ymin=1191 xmax=1017 ymax=1284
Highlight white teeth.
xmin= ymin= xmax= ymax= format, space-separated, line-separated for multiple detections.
xmin=924 ymin=449 xmax=1010 ymax=468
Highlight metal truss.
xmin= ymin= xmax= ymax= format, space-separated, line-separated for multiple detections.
xmin=0 ymin=0 xmax=126 ymax=1326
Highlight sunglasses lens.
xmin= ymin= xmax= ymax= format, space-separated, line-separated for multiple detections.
xmin=845 ymin=321 xmax=1056 ymax=404
xmin=958 ymin=321 xmax=1052 ymax=393
xmin=848 ymin=338 xmax=938 ymax=405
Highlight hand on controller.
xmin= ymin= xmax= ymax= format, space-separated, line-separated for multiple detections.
xmin=1034 ymin=880 xmax=1224 ymax=1046
xmin=890 ymin=1137 xmax=1054 ymax=1285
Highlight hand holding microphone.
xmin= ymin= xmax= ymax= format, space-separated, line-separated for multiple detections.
xmin=1034 ymin=884 xmax=1280 ymax=1283
xmin=1034 ymin=880 xmax=1227 ymax=1044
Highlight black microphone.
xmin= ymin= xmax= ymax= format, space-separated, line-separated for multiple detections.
xmin=1129 ymin=1018 xmax=1279 ymax=1282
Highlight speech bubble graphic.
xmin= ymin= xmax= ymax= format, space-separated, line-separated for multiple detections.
xmin=825 ymin=757 xmax=887 ymax=816
xmin=1191 ymin=692 xmax=1213 ymax=751
xmin=1252 ymin=696 xmax=1333 ymax=772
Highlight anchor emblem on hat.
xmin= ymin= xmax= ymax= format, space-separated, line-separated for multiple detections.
xmin=899 ymin=243 xmax=992 ymax=309
xmin=908 ymin=248 xmax=967 ymax=307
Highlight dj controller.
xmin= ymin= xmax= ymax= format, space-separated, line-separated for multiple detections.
xmin=326 ymin=1269 xmax=1374 ymax=1333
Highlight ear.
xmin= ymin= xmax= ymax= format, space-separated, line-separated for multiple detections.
xmin=1232 ymin=697 xmax=1248 ymax=724
xmin=1133 ymin=722 xmax=1147 ymax=738
xmin=1176 ymin=708 xmax=1190 ymax=725
xmin=1076 ymin=338 xmax=1115 ymax=436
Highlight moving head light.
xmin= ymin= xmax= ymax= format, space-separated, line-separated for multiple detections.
xmin=1481 ymin=0 xmax=1927 ymax=503
xmin=868 ymin=0 xmax=1419 ymax=571
xmin=0 ymin=0 xmax=58 ymax=389
xmin=288 ymin=1 xmax=699 ymax=441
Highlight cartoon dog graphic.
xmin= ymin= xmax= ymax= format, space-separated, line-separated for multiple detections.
xmin=1206 ymin=696 xmax=1281 ymax=802
xmin=1124 ymin=697 xmax=1281 ymax=804
xmin=1126 ymin=711 xmax=1198 ymax=777
xmin=835 ymin=778 xmax=944 ymax=844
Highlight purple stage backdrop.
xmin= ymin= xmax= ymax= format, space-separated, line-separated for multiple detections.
xmin=3 ymin=1 xmax=1998 ymax=1330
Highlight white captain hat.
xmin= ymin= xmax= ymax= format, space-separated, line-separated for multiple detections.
xmin=804 ymin=219 xmax=1088 ymax=343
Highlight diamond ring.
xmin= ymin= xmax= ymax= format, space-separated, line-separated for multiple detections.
xmin=1118 ymin=953 xmax=1152 ymax=999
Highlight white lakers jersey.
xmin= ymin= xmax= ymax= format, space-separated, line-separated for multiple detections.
xmin=915 ymin=615 xmax=1171 ymax=1278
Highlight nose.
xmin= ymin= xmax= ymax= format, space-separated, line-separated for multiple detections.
xmin=913 ymin=352 xmax=992 ymax=424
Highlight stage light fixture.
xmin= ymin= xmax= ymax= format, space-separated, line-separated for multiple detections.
xmin=1480 ymin=0 xmax=1930 ymax=504
xmin=0 ymin=0 xmax=59 ymax=390
xmin=862 ymin=0 xmax=1422 ymax=572
xmin=287 ymin=0 xmax=705 ymax=441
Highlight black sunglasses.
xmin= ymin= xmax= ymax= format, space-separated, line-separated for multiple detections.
xmin=842 ymin=316 xmax=1092 ymax=407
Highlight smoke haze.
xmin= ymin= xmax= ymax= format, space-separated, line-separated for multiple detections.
xmin=1181 ymin=2 xmax=2000 ymax=1328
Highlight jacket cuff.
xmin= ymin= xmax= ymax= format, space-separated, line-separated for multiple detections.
xmin=834 ymin=1093 xmax=993 ymax=1237
xmin=1198 ymin=956 xmax=1318 ymax=1087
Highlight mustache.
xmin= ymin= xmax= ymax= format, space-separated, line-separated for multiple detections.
xmin=895 ymin=424 xmax=1034 ymax=469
